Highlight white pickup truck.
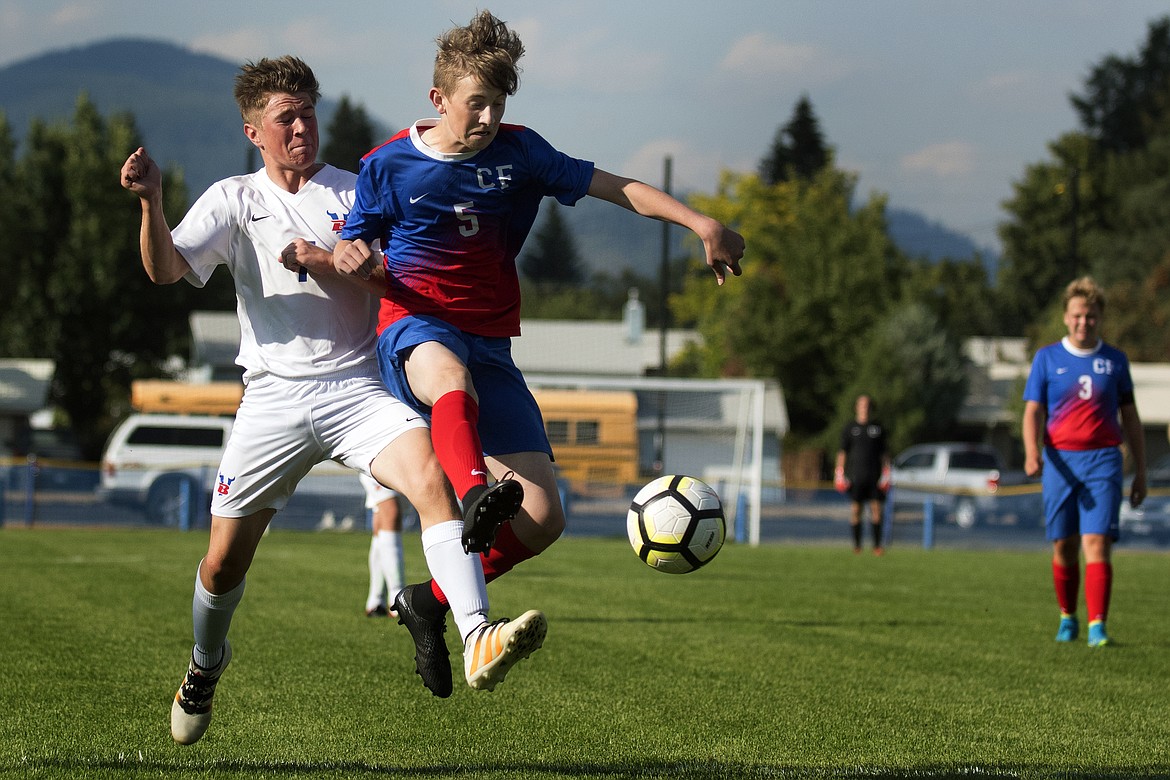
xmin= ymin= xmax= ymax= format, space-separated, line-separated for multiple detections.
xmin=98 ymin=381 xmax=370 ymax=528
xmin=889 ymin=442 xmax=1033 ymax=529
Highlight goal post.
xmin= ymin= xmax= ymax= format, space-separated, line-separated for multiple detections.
xmin=524 ymin=374 xmax=785 ymax=546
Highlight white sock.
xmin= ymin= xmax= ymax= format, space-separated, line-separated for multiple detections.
xmin=191 ymin=561 xmax=244 ymax=669
xmin=366 ymin=536 xmax=386 ymax=612
xmin=374 ymin=530 xmax=405 ymax=606
xmin=421 ymin=520 xmax=488 ymax=641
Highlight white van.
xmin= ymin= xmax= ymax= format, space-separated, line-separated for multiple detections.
xmin=99 ymin=413 xmax=365 ymax=527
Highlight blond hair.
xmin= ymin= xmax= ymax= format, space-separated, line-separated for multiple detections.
xmin=433 ymin=9 xmax=524 ymax=96
xmin=233 ymin=56 xmax=321 ymax=125
xmin=1063 ymin=275 xmax=1105 ymax=313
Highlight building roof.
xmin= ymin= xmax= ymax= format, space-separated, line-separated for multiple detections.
xmin=188 ymin=310 xmax=702 ymax=379
xmin=960 ymin=337 xmax=1170 ymax=429
xmin=0 ymin=359 xmax=54 ymax=414
xmin=512 ymin=319 xmax=700 ymax=377
xmin=189 ymin=311 xmax=241 ymax=372
xmin=1131 ymin=364 xmax=1170 ymax=426
xmin=183 ymin=315 xmax=1166 ymax=436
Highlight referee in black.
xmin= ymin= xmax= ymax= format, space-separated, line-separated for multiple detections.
xmin=834 ymin=394 xmax=891 ymax=554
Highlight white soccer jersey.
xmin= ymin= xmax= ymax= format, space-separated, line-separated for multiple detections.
xmin=173 ymin=164 xmax=377 ymax=379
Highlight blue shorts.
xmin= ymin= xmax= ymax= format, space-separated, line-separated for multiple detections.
xmin=376 ymin=315 xmax=552 ymax=458
xmin=1041 ymin=447 xmax=1122 ymax=541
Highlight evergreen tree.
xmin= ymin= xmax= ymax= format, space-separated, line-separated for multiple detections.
xmin=518 ymin=201 xmax=586 ymax=288
xmin=0 ymin=113 xmax=18 ymax=351
xmin=1071 ymin=16 xmax=1170 ymax=155
xmin=999 ymin=17 xmax=1170 ymax=338
xmin=0 ymin=96 xmax=216 ymax=457
xmin=759 ymin=94 xmax=830 ymax=185
xmin=321 ymin=95 xmax=379 ymax=173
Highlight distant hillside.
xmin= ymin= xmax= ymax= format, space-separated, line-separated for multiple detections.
xmin=0 ymin=39 xmax=256 ymax=196
xmin=886 ymin=208 xmax=998 ymax=269
xmin=0 ymin=38 xmax=995 ymax=273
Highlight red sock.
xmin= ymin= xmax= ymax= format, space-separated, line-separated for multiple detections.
xmin=1084 ymin=561 xmax=1112 ymax=623
xmin=1052 ymin=561 xmax=1079 ymax=615
xmin=430 ymin=391 xmax=488 ymax=499
xmin=430 ymin=522 xmax=537 ymax=607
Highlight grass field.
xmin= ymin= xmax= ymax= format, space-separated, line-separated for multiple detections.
xmin=1 ymin=527 xmax=1168 ymax=779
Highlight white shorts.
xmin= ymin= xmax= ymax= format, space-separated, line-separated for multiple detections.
xmin=211 ymin=363 xmax=425 ymax=518
xmin=359 ymin=472 xmax=399 ymax=509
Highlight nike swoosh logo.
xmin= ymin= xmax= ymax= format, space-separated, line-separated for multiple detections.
xmin=1056 ymin=367 xmax=1069 ymax=374
xmin=250 ymin=214 xmax=271 ymax=221
xmin=409 ymin=194 xmax=428 ymax=204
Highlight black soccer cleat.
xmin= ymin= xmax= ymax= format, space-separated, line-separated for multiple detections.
xmin=393 ymin=584 xmax=453 ymax=698
xmin=460 ymin=476 xmax=524 ymax=554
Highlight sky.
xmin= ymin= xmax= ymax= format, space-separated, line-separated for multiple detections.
xmin=2 ymin=0 xmax=1168 ymax=254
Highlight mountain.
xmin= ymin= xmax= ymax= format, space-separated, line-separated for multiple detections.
xmin=0 ymin=39 xmax=256 ymax=196
xmin=886 ymin=208 xmax=998 ymax=269
xmin=0 ymin=38 xmax=995 ymax=273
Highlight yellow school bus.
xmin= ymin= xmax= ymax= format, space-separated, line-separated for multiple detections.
xmin=131 ymin=380 xmax=640 ymax=493
xmin=532 ymin=389 xmax=638 ymax=492
xmin=130 ymin=380 xmax=243 ymax=416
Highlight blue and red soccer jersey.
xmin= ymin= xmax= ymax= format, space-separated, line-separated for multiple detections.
xmin=1023 ymin=337 xmax=1134 ymax=451
xmin=342 ymin=121 xmax=595 ymax=338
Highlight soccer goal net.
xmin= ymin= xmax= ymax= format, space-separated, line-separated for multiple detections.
xmin=524 ymin=374 xmax=784 ymax=545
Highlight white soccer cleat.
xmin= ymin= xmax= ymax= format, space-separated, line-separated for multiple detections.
xmin=170 ymin=641 xmax=232 ymax=745
xmin=463 ymin=610 xmax=547 ymax=691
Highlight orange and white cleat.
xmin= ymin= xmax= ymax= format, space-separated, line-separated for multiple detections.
xmin=463 ymin=610 xmax=547 ymax=691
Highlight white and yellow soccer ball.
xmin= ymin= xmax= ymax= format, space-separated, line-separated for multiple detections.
xmin=626 ymin=475 xmax=725 ymax=574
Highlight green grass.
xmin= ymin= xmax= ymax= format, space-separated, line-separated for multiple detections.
xmin=1 ymin=528 xmax=1168 ymax=779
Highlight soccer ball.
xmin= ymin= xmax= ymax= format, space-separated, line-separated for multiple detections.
xmin=627 ymin=475 xmax=725 ymax=574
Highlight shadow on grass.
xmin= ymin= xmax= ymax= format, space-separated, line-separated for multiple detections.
xmin=10 ymin=757 xmax=1170 ymax=779
xmin=557 ymin=614 xmax=947 ymax=629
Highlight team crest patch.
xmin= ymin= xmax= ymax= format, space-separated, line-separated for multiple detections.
xmin=217 ymin=475 xmax=236 ymax=496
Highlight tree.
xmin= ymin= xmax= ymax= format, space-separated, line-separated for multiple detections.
xmin=0 ymin=96 xmax=224 ymax=457
xmin=674 ymin=166 xmax=903 ymax=442
xmin=321 ymin=95 xmax=379 ymax=173
xmin=759 ymin=94 xmax=830 ymax=185
xmin=0 ymin=113 xmax=19 ymax=349
xmin=900 ymin=256 xmax=998 ymax=342
xmin=832 ymin=303 xmax=969 ymax=455
xmin=995 ymin=132 xmax=1096 ymax=333
xmin=999 ymin=18 xmax=1170 ymax=337
xmin=518 ymin=201 xmax=586 ymax=288
xmin=1097 ymin=253 xmax=1170 ymax=362
xmin=1089 ymin=128 xmax=1170 ymax=287
xmin=1071 ymin=16 xmax=1170 ymax=155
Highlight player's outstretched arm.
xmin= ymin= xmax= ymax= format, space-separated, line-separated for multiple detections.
xmin=120 ymin=147 xmax=191 ymax=285
xmin=588 ymin=168 xmax=744 ymax=285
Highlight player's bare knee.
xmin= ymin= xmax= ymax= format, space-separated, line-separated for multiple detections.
xmin=201 ymin=555 xmax=247 ymax=594
xmin=512 ymin=500 xmax=564 ymax=552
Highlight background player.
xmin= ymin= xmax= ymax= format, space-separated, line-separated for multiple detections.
xmin=834 ymin=394 xmax=891 ymax=555
xmin=120 ymin=55 xmax=543 ymax=742
xmin=1022 ymin=275 xmax=1147 ymax=647
xmin=360 ymin=472 xmax=408 ymax=618
xmin=333 ymin=9 xmax=745 ymax=697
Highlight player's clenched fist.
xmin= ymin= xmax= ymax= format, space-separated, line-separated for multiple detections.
xmin=333 ymin=238 xmax=380 ymax=280
xmin=120 ymin=146 xmax=162 ymax=198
